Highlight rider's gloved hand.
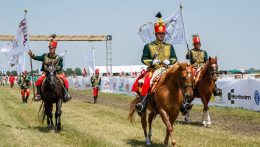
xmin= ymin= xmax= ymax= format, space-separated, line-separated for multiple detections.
xmin=163 ymin=60 xmax=170 ymax=65
xmin=152 ymin=59 xmax=160 ymax=66
xmin=28 ymin=50 xmax=34 ymax=58
xmin=186 ymin=51 xmax=191 ymax=59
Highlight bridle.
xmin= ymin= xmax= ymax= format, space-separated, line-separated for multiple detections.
xmin=181 ymin=67 xmax=193 ymax=91
xmin=208 ymin=63 xmax=218 ymax=81
xmin=46 ymin=63 xmax=57 ymax=85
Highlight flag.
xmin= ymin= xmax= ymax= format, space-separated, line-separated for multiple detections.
xmin=85 ymin=48 xmax=95 ymax=75
xmin=138 ymin=10 xmax=187 ymax=45
xmin=0 ymin=12 xmax=29 ymax=73
xmin=59 ymin=50 xmax=67 ymax=70
xmin=83 ymin=68 xmax=87 ymax=77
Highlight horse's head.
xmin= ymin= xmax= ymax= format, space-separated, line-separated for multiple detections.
xmin=45 ymin=62 xmax=57 ymax=89
xmin=179 ymin=63 xmax=194 ymax=100
xmin=208 ymin=56 xmax=218 ymax=81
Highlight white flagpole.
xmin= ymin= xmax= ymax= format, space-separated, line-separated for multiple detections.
xmin=180 ymin=3 xmax=189 ymax=51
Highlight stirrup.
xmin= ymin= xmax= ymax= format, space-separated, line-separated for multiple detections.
xmin=213 ymin=88 xmax=222 ymax=96
xmin=63 ymin=94 xmax=71 ymax=102
xmin=184 ymin=103 xmax=193 ymax=111
xmin=135 ymin=103 xmax=143 ymax=113
xmin=34 ymin=95 xmax=42 ymax=101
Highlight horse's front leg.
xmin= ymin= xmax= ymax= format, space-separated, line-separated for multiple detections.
xmin=55 ymin=99 xmax=62 ymax=132
xmin=140 ymin=112 xmax=150 ymax=145
xmin=205 ymin=93 xmax=212 ymax=126
xmin=168 ymin=111 xmax=178 ymax=147
xmin=200 ymin=94 xmax=210 ymax=127
xmin=45 ymin=103 xmax=53 ymax=128
xmin=148 ymin=112 xmax=156 ymax=144
xmin=158 ymin=108 xmax=172 ymax=146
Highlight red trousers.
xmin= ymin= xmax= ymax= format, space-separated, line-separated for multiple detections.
xmin=92 ymin=87 xmax=99 ymax=97
xmin=35 ymin=73 xmax=69 ymax=88
xmin=21 ymin=89 xmax=30 ymax=97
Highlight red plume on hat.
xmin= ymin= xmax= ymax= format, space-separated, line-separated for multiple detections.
xmin=154 ymin=12 xmax=166 ymax=33
xmin=192 ymin=34 xmax=201 ymax=44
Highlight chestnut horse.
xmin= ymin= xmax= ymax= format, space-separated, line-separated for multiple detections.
xmin=184 ymin=56 xmax=219 ymax=127
xmin=129 ymin=63 xmax=194 ymax=146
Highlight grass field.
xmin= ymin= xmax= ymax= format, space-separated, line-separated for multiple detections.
xmin=0 ymin=85 xmax=259 ymax=147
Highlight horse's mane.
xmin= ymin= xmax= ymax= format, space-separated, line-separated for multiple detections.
xmin=160 ymin=62 xmax=187 ymax=86
xmin=199 ymin=57 xmax=217 ymax=80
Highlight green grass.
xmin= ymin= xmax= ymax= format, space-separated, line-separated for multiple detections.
xmin=0 ymin=86 xmax=259 ymax=147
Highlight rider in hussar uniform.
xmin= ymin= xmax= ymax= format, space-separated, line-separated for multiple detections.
xmin=91 ymin=69 xmax=101 ymax=103
xmin=17 ymin=71 xmax=30 ymax=103
xmin=28 ymin=34 xmax=71 ymax=102
xmin=133 ymin=12 xmax=177 ymax=116
xmin=186 ymin=34 xmax=221 ymax=96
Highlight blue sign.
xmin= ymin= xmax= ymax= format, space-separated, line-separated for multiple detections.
xmin=254 ymin=90 xmax=260 ymax=105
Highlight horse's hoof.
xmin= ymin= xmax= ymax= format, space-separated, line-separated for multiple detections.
xmin=146 ymin=142 xmax=151 ymax=146
xmin=48 ymin=124 xmax=53 ymax=128
xmin=202 ymin=121 xmax=207 ymax=127
xmin=184 ymin=117 xmax=192 ymax=123
xmin=55 ymin=127 xmax=61 ymax=133
xmin=146 ymin=137 xmax=151 ymax=146
xmin=172 ymin=143 xmax=177 ymax=147
xmin=205 ymin=123 xmax=211 ymax=128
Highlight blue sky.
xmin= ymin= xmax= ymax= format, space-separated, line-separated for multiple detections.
xmin=0 ymin=0 xmax=259 ymax=71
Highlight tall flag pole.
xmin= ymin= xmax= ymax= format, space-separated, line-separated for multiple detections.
xmin=180 ymin=3 xmax=190 ymax=51
xmin=24 ymin=9 xmax=36 ymax=102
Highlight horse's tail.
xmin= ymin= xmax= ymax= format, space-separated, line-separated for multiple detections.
xmin=128 ymin=96 xmax=139 ymax=123
xmin=38 ymin=101 xmax=46 ymax=124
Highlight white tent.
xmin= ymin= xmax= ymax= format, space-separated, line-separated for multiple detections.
xmin=95 ymin=65 xmax=147 ymax=74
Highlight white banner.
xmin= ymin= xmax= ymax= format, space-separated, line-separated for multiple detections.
xmin=69 ymin=76 xmax=260 ymax=112
xmin=86 ymin=48 xmax=95 ymax=74
xmin=59 ymin=50 xmax=67 ymax=70
xmin=164 ymin=10 xmax=187 ymax=44
xmin=0 ymin=14 xmax=29 ymax=72
xmin=215 ymin=78 xmax=260 ymax=111
xmin=138 ymin=10 xmax=187 ymax=45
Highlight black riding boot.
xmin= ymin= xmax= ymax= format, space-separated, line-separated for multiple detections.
xmin=180 ymin=103 xmax=188 ymax=115
xmin=34 ymin=86 xmax=42 ymax=101
xmin=63 ymin=88 xmax=71 ymax=103
xmin=135 ymin=95 xmax=148 ymax=117
xmin=213 ymin=84 xmax=222 ymax=96
xmin=22 ymin=96 xmax=26 ymax=103
xmin=25 ymin=96 xmax=29 ymax=103
xmin=94 ymin=96 xmax=97 ymax=103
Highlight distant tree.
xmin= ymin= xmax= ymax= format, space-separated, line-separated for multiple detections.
xmin=11 ymin=70 xmax=18 ymax=76
xmin=66 ymin=68 xmax=73 ymax=76
xmin=75 ymin=68 xmax=82 ymax=76
xmin=6 ymin=71 xmax=10 ymax=76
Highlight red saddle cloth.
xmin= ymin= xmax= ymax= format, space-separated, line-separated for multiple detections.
xmin=131 ymin=69 xmax=147 ymax=93
xmin=132 ymin=70 xmax=162 ymax=97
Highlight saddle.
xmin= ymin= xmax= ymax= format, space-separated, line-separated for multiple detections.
xmin=41 ymin=76 xmax=65 ymax=94
xmin=193 ymin=68 xmax=202 ymax=89
xmin=150 ymin=75 xmax=161 ymax=94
